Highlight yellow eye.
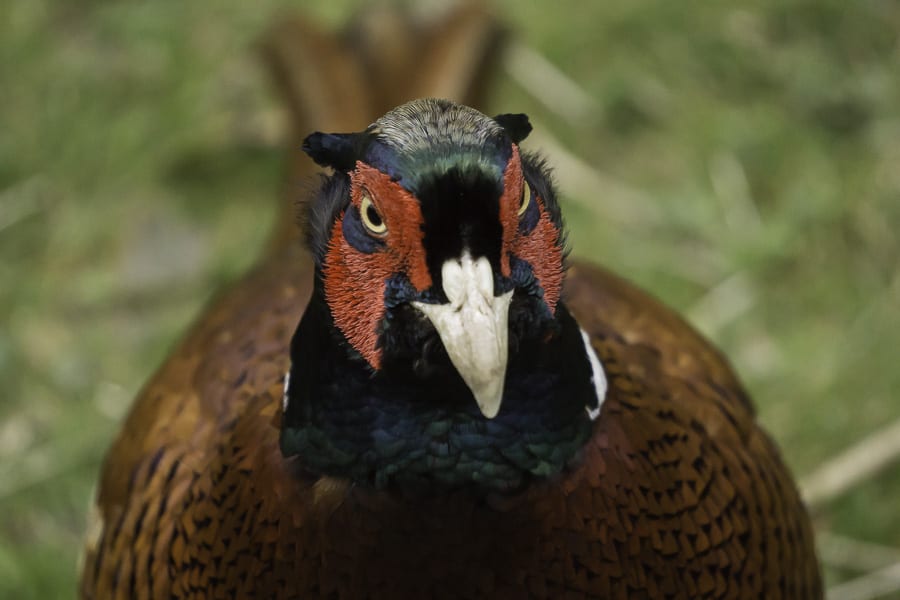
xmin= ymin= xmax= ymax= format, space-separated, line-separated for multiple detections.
xmin=360 ymin=194 xmax=387 ymax=236
xmin=518 ymin=179 xmax=532 ymax=216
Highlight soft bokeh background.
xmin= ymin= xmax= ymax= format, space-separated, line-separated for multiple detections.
xmin=2 ymin=0 xmax=899 ymax=597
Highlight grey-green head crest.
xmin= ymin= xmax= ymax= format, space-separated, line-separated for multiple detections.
xmin=302 ymin=99 xmax=531 ymax=192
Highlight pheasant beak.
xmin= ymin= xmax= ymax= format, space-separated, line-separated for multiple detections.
xmin=412 ymin=253 xmax=513 ymax=419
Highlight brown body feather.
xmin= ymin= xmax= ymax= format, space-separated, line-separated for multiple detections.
xmin=80 ymin=6 xmax=821 ymax=598
xmin=81 ymin=253 xmax=821 ymax=598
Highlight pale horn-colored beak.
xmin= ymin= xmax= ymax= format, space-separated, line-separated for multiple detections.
xmin=412 ymin=252 xmax=513 ymax=419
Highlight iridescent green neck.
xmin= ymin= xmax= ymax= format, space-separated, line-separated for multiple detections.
xmin=281 ymin=293 xmax=597 ymax=492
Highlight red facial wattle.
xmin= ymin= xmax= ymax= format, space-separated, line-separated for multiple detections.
xmin=322 ymin=162 xmax=431 ymax=370
xmin=499 ymin=146 xmax=563 ymax=314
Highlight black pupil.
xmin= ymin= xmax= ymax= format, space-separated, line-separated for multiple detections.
xmin=366 ymin=204 xmax=383 ymax=228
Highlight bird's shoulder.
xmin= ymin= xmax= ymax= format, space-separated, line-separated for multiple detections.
xmin=554 ymin=261 xmax=819 ymax=594
xmin=82 ymin=248 xmax=313 ymax=598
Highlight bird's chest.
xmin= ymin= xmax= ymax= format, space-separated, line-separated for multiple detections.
xmin=264 ymin=482 xmax=585 ymax=599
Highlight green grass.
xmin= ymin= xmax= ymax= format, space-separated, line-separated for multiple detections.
xmin=1 ymin=0 xmax=898 ymax=596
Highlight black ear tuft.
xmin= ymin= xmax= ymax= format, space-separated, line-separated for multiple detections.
xmin=493 ymin=113 xmax=532 ymax=144
xmin=302 ymin=132 xmax=362 ymax=172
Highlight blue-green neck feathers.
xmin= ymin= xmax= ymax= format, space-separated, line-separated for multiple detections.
xmin=281 ymin=292 xmax=595 ymax=492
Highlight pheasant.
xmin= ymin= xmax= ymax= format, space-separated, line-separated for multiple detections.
xmin=80 ymin=7 xmax=822 ymax=599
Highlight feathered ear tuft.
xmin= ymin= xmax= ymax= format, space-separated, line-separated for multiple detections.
xmin=493 ymin=113 xmax=532 ymax=144
xmin=302 ymin=132 xmax=363 ymax=172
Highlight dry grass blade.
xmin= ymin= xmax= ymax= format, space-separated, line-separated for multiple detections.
xmin=818 ymin=531 xmax=900 ymax=573
xmin=503 ymin=41 xmax=596 ymax=123
xmin=686 ymin=272 xmax=756 ymax=338
xmin=525 ymin=122 xmax=661 ymax=228
xmin=826 ymin=562 xmax=900 ymax=600
xmin=0 ymin=177 xmax=50 ymax=233
xmin=801 ymin=417 xmax=900 ymax=509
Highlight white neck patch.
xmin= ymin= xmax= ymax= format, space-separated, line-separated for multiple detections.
xmin=579 ymin=328 xmax=607 ymax=421
xmin=282 ymin=371 xmax=291 ymax=413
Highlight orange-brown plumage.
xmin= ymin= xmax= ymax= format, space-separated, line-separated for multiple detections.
xmin=81 ymin=255 xmax=821 ymax=598
xmin=80 ymin=6 xmax=821 ymax=599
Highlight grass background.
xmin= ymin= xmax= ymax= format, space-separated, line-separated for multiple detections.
xmin=1 ymin=0 xmax=899 ymax=596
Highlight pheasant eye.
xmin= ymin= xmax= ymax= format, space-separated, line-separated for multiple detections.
xmin=518 ymin=179 xmax=532 ymax=217
xmin=360 ymin=194 xmax=387 ymax=236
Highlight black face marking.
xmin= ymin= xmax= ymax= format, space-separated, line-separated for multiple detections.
xmin=414 ymin=166 xmax=505 ymax=292
xmin=306 ymin=174 xmax=352 ymax=268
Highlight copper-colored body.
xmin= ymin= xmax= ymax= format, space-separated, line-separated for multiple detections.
xmin=80 ymin=6 xmax=821 ymax=598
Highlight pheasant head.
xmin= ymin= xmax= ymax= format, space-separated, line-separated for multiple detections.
xmin=282 ymin=99 xmax=606 ymax=491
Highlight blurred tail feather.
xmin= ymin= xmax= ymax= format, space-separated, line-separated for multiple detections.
xmin=259 ymin=2 xmax=505 ymax=250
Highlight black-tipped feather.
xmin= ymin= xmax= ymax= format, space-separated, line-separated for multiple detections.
xmin=493 ymin=113 xmax=532 ymax=143
xmin=302 ymin=132 xmax=368 ymax=172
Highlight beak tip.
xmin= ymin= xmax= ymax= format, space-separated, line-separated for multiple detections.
xmin=412 ymin=254 xmax=514 ymax=422
xmin=474 ymin=385 xmax=504 ymax=419
xmin=478 ymin=403 xmax=501 ymax=420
